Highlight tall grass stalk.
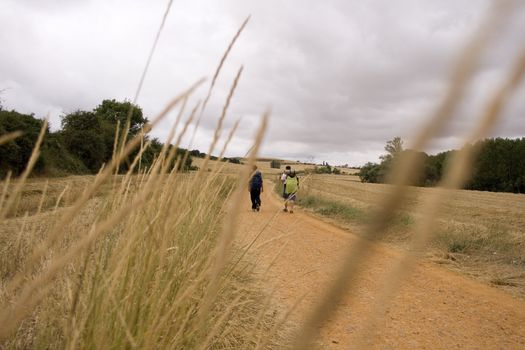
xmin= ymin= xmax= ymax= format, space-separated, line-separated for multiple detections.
xmin=2 ymin=82 xmax=204 ymax=301
xmin=353 ymin=33 xmax=525 ymax=348
xmin=189 ymin=15 xmax=251 ymax=150
xmin=0 ymin=105 xmax=281 ymax=350
xmin=291 ymin=2 xmax=521 ymax=348
xmin=0 ymin=131 xmax=23 ymax=146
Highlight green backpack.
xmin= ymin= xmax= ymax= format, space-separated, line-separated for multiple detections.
xmin=285 ymin=175 xmax=298 ymax=195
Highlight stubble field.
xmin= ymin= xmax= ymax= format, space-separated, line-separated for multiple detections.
xmin=297 ymin=173 xmax=525 ymax=298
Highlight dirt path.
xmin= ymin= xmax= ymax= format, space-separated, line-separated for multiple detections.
xmin=237 ymin=188 xmax=525 ymax=349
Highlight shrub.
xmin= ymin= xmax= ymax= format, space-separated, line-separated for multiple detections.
xmin=358 ymin=162 xmax=382 ymax=183
xmin=270 ymin=159 xmax=281 ymax=169
xmin=228 ymin=157 xmax=241 ymax=164
xmin=0 ymin=110 xmax=47 ymax=177
xmin=315 ymin=165 xmax=332 ymax=174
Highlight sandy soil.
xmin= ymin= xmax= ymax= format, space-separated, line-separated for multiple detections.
xmin=237 ymin=187 xmax=525 ymax=349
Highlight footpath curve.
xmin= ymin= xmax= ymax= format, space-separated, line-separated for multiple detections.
xmin=236 ymin=186 xmax=525 ymax=349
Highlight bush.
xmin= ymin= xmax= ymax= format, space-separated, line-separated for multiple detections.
xmin=270 ymin=159 xmax=281 ymax=169
xmin=189 ymin=149 xmax=204 ymax=158
xmin=315 ymin=165 xmax=332 ymax=174
xmin=0 ymin=102 xmax=199 ymax=177
xmin=358 ymin=162 xmax=382 ymax=183
xmin=223 ymin=157 xmax=241 ymax=164
xmin=41 ymin=133 xmax=89 ymax=175
xmin=0 ymin=110 xmax=46 ymax=177
xmin=61 ymin=111 xmax=108 ymax=173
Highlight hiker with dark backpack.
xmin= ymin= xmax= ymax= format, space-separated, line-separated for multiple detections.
xmin=283 ymin=170 xmax=299 ymax=213
xmin=249 ymin=165 xmax=263 ymax=212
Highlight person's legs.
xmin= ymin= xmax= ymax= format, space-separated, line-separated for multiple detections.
xmin=250 ymin=189 xmax=258 ymax=210
xmin=284 ymin=193 xmax=296 ymax=212
xmin=254 ymin=189 xmax=261 ymax=210
xmin=288 ymin=194 xmax=296 ymax=213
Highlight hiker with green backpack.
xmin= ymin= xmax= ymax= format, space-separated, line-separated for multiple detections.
xmin=281 ymin=165 xmax=291 ymax=198
xmin=283 ymin=169 xmax=299 ymax=213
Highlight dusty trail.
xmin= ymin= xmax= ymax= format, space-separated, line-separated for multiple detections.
xmin=237 ymin=188 xmax=525 ymax=349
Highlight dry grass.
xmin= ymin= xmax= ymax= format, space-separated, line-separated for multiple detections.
xmin=0 ymin=13 xmax=290 ymax=348
xmin=1 ymin=176 xmax=109 ymax=219
xmin=295 ymin=174 xmax=525 ymax=296
xmin=1 ymin=171 xmax=287 ymax=349
xmin=190 ymin=158 xmax=352 ymax=178
xmin=289 ymin=3 xmax=525 ymax=348
xmin=0 ymin=96 xmax=288 ymax=349
xmin=2 ymin=1 xmax=525 ymax=349
xmin=209 ymin=8 xmax=525 ymax=344
xmin=191 ymin=158 xmax=291 ymax=176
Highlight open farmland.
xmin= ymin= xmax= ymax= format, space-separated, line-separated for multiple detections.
xmin=2 ymin=0 xmax=525 ymax=347
xmin=297 ymin=173 xmax=525 ymax=297
xmin=0 ymin=171 xmax=287 ymax=348
xmin=2 ymin=160 xmax=525 ymax=348
xmin=191 ymin=158 xmax=285 ymax=175
xmin=191 ymin=158 xmax=357 ymax=177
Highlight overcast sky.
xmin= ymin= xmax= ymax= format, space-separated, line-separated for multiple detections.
xmin=1 ymin=0 xmax=525 ymax=166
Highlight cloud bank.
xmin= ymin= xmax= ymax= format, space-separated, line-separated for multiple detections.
xmin=1 ymin=0 xmax=525 ymax=165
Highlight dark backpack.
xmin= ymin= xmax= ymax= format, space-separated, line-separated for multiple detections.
xmin=251 ymin=172 xmax=263 ymax=190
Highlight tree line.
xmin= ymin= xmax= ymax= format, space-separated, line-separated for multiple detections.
xmin=0 ymin=100 xmax=205 ymax=178
xmin=358 ymin=137 xmax=525 ymax=194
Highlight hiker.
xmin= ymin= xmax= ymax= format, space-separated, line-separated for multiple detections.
xmin=283 ymin=169 xmax=299 ymax=213
xmin=281 ymin=165 xmax=291 ymax=198
xmin=249 ymin=165 xmax=263 ymax=212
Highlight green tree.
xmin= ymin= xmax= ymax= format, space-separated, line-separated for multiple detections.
xmin=61 ymin=111 xmax=107 ymax=173
xmin=397 ymin=149 xmax=428 ymax=186
xmin=358 ymin=162 xmax=382 ymax=183
xmin=468 ymin=138 xmax=525 ymax=193
xmin=94 ymin=99 xmax=148 ymax=135
xmin=94 ymin=99 xmax=148 ymax=162
xmin=424 ymin=150 xmax=454 ymax=186
xmin=0 ymin=101 xmax=195 ymax=177
xmin=190 ymin=149 xmax=206 ymax=158
xmin=0 ymin=110 xmax=46 ymax=177
xmin=140 ymin=140 xmax=193 ymax=172
xmin=41 ymin=132 xmax=89 ymax=175
xmin=380 ymin=136 xmax=404 ymax=162
xmin=140 ymin=138 xmax=163 ymax=170
xmin=374 ymin=137 xmax=405 ymax=182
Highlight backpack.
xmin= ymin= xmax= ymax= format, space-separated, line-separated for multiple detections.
xmin=285 ymin=174 xmax=298 ymax=195
xmin=251 ymin=172 xmax=263 ymax=190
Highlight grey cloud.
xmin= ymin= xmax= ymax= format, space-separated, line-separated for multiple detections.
xmin=1 ymin=0 xmax=525 ymax=166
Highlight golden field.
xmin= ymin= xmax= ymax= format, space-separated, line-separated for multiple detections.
xmin=0 ymin=169 xmax=287 ymax=348
xmin=155 ymin=157 xmax=525 ymax=298
xmin=298 ymin=173 xmax=525 ymax=297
